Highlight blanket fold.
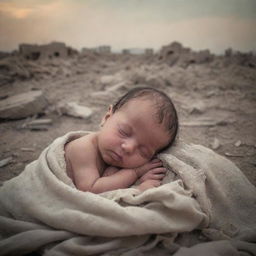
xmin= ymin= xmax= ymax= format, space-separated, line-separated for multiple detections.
xmin=0 ymin=131 xmax=255 ymax=256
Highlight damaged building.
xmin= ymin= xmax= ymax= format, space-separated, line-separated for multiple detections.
xmin=144 ymin=48 xmax=154 ymax=56
xmin=158 ymin=42 xmax=213 ymax=67
xmin=19 ymin=42 xmax=77 ymax=60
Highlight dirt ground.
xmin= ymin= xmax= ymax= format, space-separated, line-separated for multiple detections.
xmin=0 ymin=52 xmax=256 ymax=187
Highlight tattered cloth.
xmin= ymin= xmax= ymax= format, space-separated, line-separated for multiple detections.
xmin=0 ymin=131 xmax=255 ymax=256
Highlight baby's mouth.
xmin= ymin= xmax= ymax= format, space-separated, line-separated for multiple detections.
xmin=110 ymin=150 xmax=122 ymax=162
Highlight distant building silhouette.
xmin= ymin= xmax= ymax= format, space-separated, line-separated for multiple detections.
xmin=19 ymin=42 xmax=77 ymax=60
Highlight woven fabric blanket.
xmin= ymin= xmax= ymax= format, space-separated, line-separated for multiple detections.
xmin=0 ymin=131 xmax=255 ymax=256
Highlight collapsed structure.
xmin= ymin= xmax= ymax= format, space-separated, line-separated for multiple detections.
xmin=158 ymin=42 xmax=214 ymax=67
xmin=19 ymin=42 xmax=77 ymax=60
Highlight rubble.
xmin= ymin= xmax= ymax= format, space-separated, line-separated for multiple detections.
xmin=235 ymin=140 xmax=242 ymax=147
xmin=0 ymin=157 xmax=13 ymax=168
xmin=0 ymin=90 xmax=48 ymax=119
xmin=181 ymin=120 xmax=219 ymax=127
xmin=21 ymin=148 xmax=35 ymax=152
xmin=58 ymin=102 xmax=93 ymax=119
xmin=91 ymin=81 xmax=130 ymax=102
xmin=158 ymin=42 xmax=214 ymax=67
xmin=211 ymin=138 xmax=220 ymax=150
xmin=20 ymin=119 xmax=53 ymax=131
xmin=19 ymin=42 xmax=77 ymax=61
xmin=188 ymin=102 xmax=206 ymax=115
xmin=131 ymin=71 xmax=167 ymax=88
xmin=100 ymin=73 xmax=124 ymax=86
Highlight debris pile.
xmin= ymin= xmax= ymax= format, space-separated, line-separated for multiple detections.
xmin=0 ymin=90 xmax=47 ymax=119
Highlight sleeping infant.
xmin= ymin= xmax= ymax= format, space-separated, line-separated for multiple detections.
xmin=64 ymin=87 xmax=179 ymax=193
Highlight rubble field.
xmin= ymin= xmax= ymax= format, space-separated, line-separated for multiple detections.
xmin=0 ymin=43 xmax=256 ymax=187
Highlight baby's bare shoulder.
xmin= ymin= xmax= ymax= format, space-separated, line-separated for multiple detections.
xmin=65 ymin=133 xmax=97 ymax=167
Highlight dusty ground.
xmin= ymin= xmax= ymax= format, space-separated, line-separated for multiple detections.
xmin=0 ymin=52 xmax=256 ymax=187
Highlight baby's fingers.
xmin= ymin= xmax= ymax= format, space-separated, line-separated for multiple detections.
xmin=151 ymin=167 xmax=167 ymax=174
xmin=147 ymin=159 xmax=164 ymax=169
xmin=151 ymin=173 xmax=166 ymax=180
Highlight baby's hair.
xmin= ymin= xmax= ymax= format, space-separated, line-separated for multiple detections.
xmin=112 ymin=87 xmax=179 ymax=148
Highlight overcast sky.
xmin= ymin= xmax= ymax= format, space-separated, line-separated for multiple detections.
xmin=0 ymin=0 xmax=255 ymax=54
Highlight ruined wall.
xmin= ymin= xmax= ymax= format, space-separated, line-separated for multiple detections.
xmin=158 ymin=42 xmax=213 ymax=67
xmin=19 ymin=42 xmax=69 ymax=60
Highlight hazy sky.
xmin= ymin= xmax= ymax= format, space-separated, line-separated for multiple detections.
xmin=0 ymin=0 xmax=256 ymax=53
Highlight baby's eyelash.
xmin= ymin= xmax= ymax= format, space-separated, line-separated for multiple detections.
xmin=118 ymin=129 xmax=128 ymax=136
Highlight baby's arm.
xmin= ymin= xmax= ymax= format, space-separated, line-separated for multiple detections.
xmin=67 ymin=148 xmax=138 ymax=193
xmin=86 ymin=163 xmax=162 ymax=193
xmin=102 ymin=166 xmax=119 ymax=177
xmin=66 ymin=136 xmax=165 ymax=193
xmin=98 ymin=159 xmax=166 ymax=192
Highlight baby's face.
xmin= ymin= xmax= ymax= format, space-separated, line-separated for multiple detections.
xmin=98 ymin=98 xmax=170 ymax=168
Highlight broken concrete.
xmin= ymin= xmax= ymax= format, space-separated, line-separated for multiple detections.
xmin=58 ymin=102 xmax=93 ymax=119
xmin=189 ymin=102 xmax=206 ymax=115
xmin=100 ymin=73 xmax=124 ymax=86
xmin=158 ymin=42 xmax=214 ymax=67
xmin=19 ymin=42 xmax=77 ymax=60
xmin=0 ymin=90 xmax=48 ymax=119
xmin=20 ymin=119 xmax=53 ymax=131
xmin=235 ymin=140 xmax=242 ymax=147
xmin=0 ymin=157 xmax=13 ymax=168
xmin=211 ymin=138 xmax=221 ymax=150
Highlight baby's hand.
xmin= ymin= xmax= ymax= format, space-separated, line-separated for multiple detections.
xmin=135 ymin=158 xmax=166 ymax=181
xmin=139 ymin=166 xmax=166 ymax=183
xmin=137 ymin=179 xmax=161 ymax=191
xmin=135 ymin=158 xmax=164 ymax=177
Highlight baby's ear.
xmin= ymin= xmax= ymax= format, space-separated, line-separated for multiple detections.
xmin=100 ymin=105 xmax=113 ymax=126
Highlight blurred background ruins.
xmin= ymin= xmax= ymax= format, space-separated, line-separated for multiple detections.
xmin=0 ymin=0 xmax=255 ymax=186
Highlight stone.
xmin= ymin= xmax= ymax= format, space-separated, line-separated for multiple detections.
xmin=106 ymin=81 xmax=128 ymax=92
xmin=59 ymin=102 xmax=93 ymax=119
xmin=0 ymin=157 xmax=12 ymax=168
xmin=21 ymin=148 xmax=34 ymax=152
xmin=235 ymin=140 xmax=242 ymax=147
xmin=100 ymin=73 xmax=123 ymax=86
xmin=25 ymin=118 xmax=53 ymax=130
xmin=0 ymin=90 xmax=47 ymax=119
xmin=189 ymin=102 xmax=206 ymax=115
xmin=29 ymin=125 xmax=49 ymax=131
xmin=211 ymin=138 xmax=220 ymax=150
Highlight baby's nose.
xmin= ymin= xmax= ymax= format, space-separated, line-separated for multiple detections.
xmin=121 ymin=139 xmax=137 ymax=154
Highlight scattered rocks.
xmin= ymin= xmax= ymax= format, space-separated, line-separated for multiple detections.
xmin=181 ymin=120 xmax=219 ymax=127
xmin=21 ymin=148 xmax=35 ymax=152
xmin=235 ymin=140 xmax=242 ymax=147
xmin=0 ymin=157 xmax=13 ymax=168
xmin=100 ymin=73 xmax=123 ymax=86
xmin=58 ymin=102 xmax=93 ymax=119
xmin=0 ymin=90 xmax=48 ymax=119
xmin=131 ymin=72 xmax=167 ymax=88
xmin=211 ymin=138 xmax=220 ymax=150
xmin=225 ymin=152 xmax=244 ymax=157
xmin=91 ymin=81 xmax=130 ymax=103
xmin=188 ymin=102 xmax=206 ymax=115
xmin=21 ymin=118 xmax=53 ymax=131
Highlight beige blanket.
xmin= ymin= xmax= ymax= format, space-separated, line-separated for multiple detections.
xmin=0 ymin=131 xmax=255 ymax=256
